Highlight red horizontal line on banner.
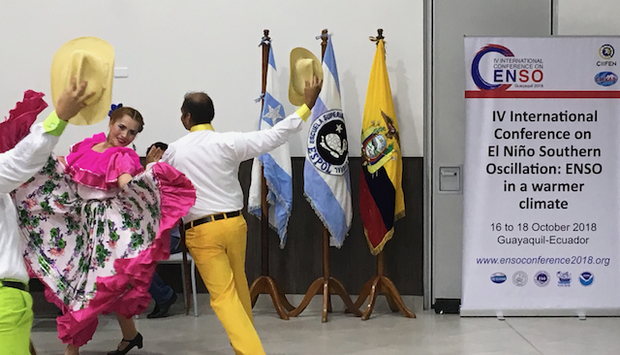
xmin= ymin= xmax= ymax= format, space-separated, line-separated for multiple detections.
xmin=465 ymin=90 xmax=620 ymax=99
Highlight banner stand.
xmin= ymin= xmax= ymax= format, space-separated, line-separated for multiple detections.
xmin=462 ymin=37 xmax=620 ymax=316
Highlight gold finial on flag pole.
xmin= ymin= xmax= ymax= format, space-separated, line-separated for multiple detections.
xmin=369 ymin=28 xmax=384 ymax=44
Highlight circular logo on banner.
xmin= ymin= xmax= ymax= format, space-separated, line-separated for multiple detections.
xmin=534 ymin=271 xmax=550 ymax=287
xmin=594 ymin=71 xmax=618 ymax=86
xmin=307 ymin=109 xmax=349 ymax=175
xmin=512 ymin=271 xmax=528 ymax=286
xmin=490 ymin=272 xmax=507 ymax=284
xmin=600 ymin=44 xmax=615 ymax=59
xmin=579 ymin=272 xmax=594 ymax=286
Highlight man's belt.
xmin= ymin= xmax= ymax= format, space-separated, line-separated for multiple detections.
xmin=0 ymin=280 xmax=29 ymax=292
xmin=184 ymin=210 xmax=241 ymax=230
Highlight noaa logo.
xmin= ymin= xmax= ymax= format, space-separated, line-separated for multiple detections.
xmin=307 ymin=109 xmax=349 ymax=175
xmin=512 ymin=271 xmax=528 ymax=286
xmin=579 ymin=272 xmax=594 ymax=286
xmin=490 ymin=272 xmax=507 ymax=284
xmin=600 ymin=44 xmax=615 ymax=59
xmin=557 ymin=271 xmax=571 ymax=287
xmin=595 ymin=71 xmax=618 ymax=86
xmin=534 ymin=271 xmax=550 ymax=287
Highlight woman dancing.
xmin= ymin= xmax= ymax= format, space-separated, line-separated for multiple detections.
xmin=13 ymin=105 xmax=195 ymax=355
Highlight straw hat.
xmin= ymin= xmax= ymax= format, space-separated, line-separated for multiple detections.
xmin=289 ymin=47 xmax=323 ymax=106
xmin=50 ymin=37 xmax=114 ymax=125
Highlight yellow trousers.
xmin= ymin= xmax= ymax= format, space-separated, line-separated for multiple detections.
xmin=185 ymin=215 xmax=265 ymax=355
xmin=0 ymin=285 xmax=33 ymax=355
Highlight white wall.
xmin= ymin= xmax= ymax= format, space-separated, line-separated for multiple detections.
xmin=0 ymin=1 xmax=423 ymax=157
xmin=557 ymin=0 xmax=620 ymax=35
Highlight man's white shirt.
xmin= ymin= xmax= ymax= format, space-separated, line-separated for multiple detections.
xmin=162 ymin=105 xmax=309 ymax=223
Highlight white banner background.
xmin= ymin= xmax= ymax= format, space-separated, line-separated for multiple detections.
xmin=462 ymin=37 xmax=620 ymax=316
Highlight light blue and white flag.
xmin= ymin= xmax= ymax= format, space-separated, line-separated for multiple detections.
xmin=248 ymin=46 xmax=293 ymax=248
xmin=304 ymin=36 xmax=353 ymax=247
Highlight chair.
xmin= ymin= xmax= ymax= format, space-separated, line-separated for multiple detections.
xmin=159 ymin=250 xmax=199 ymax=317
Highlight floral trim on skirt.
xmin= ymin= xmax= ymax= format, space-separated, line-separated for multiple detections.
xmin=12 ymin=155 xmax=195 ymax=346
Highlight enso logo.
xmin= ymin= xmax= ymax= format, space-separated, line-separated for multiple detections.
xmin=471 ymin=44 xmax=544 ymax=90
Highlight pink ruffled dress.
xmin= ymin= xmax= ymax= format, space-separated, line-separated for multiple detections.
xmin=12 ymin=133 xmax=196 ymax=346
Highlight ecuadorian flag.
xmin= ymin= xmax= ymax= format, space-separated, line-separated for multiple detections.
xmin=360 ymin=38 xmax=405 ymax=255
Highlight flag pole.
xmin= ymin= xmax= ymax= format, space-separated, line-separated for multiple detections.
xmin=287 ymin=29 xmax=362 ymax=323
xmin=248 ymin=29 xmax=295 ymax=320
xmin=351 ymin=29 xmax=415 ymax=320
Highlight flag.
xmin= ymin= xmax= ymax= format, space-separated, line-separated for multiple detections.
xmin=304 ymin=36 xmax=352 ymax=247
xmin=359 ymin=38 xmax=405 ymax=255
xmin=248 ymin=46 xmax=293 ymax=248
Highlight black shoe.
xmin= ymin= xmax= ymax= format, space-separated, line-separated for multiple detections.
xmin=107 ymin=332 xmax=143 ymax=355
xmin=147 ymin=293 xmax=177 ymax=319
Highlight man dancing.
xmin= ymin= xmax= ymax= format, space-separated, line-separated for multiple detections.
xmin=149 ymin=76 xmax=322 ymax=354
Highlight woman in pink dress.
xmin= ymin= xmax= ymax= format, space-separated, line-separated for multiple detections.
xmin=13 ymin=105 xmax=195 ymax=355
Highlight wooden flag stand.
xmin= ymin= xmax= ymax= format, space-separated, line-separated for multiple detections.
xmin=288 ymin=226 xmax=362 ymax=322
xmin=287 ymin=30 xmax=362 ymax=323
xmin=351 ymin=29 xmax=415 ymax=321
xmin=352 ymin=251 xmax=415 ymax=320
xmin=248 ymin=29 xmax=295 ymax=320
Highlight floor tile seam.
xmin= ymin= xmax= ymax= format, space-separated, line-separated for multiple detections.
xmin=505 ymin=320 xmax=545 ymax=355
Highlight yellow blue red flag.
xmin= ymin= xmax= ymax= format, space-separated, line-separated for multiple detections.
xmin=360 ymin=39 xmax=405 ymax=255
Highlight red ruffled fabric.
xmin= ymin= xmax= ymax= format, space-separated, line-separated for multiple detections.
xmin=37 ymin=162 xmax=196 ymax=346
xmin=65 ymin=133 xmax=144 ymax=190
xmin=0 ymin=90 xmax=48 ymax=153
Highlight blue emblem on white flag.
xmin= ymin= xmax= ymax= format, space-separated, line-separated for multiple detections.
xmin=304 ymin=36 xmax=353 ymax=247
xmin=248 ymin=46 xmax=293 ymax=248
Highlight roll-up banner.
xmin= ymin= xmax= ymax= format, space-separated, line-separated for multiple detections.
xmin=462 ymin=37 xmax=620 ymax=316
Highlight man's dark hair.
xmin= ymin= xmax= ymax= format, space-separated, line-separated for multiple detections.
xmin=182 ymin=92 xmax=215 ymax=125
xmin=146 ymin=142 xmax=168 ymax=156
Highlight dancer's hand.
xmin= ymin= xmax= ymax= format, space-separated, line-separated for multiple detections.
xmin=146 ymin=146 xmax=165 ymax=165
xmin=56 ymin=77 xmax=96 ymax=121
xmin=304 ymin=75 xmax=323 ymax=109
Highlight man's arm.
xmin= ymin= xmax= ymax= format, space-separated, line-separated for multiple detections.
xmin=0 ymin=113 xmax=66 ymax=193
xmin=230 ymin=105 xmax=310 ymax=162
xmin=231 ymin=76 xmax=322 ymax=162
xmin=0 ymin=78 xmax=94 ymax=193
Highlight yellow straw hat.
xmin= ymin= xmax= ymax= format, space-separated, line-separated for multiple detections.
xmin=50 ymin=36 xmax=114 ymax=125
xmin=289 ymin=47 xmax=323 ymax=106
